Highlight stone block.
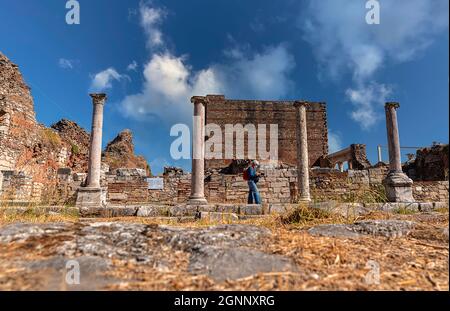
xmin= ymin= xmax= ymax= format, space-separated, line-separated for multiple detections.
xmin=267 ymin=203 xmax=292 ymax=214
xmin=108 ymin=193 xmax=128 ymax=201
xmin=136 ymin=205 xmax=166 ymax=217
xmin=383 ymin=172 xmax=414 ymax=202
xmin=76 ymin=187 xmax=106 ymax=210
xmin=215 ymin=204 xmax=239 ymax=214
xmin=169 ymin=204 xmax=199 ymax=216
xmin=240 ymin=204 xmax=263 ymax=215
xmin=433 ymin=202 xmax=449 ymax=211
xmin=418 ymin=202 xmax=434 ymax=212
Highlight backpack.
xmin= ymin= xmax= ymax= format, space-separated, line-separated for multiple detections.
xmin=243 ymin=168 xmax=250 ymax=181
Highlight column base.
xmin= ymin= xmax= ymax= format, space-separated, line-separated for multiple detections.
xmin=188 ymin=195 xmax=208 ymax=205
xmin=298 ymin=196 xmax=311 ymax=203
xmin=383 ymin=171 xmax=414 ymax=203
xmin=76 ymin=187 xmax=107 ymax=209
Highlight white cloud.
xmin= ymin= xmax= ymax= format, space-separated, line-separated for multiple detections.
xmin=90 ymin=68 xmax=124 ymax=92
xmin=300 ymin=0 xmax=448 ymax=128
xmin=58 ymin=58 xmax=76 ymax=69
xmin=345 ymin=82 xmax=392 ymax=129
xmin=121 ymin=3 xmax=296 ymax=124
xmin=214 ymin=45 xmax=295 ymax=100
xmin=328 ymin=130 xmax=343 ymax=153
xmin=139 ymin=1 xmax=166 ymax=49
xmin=127 ymin=60 xmax=138 ymax=71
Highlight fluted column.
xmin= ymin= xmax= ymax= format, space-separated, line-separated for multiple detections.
xmin=86 ymin=93 xmax=106 ymax=188
xmin=383 ymin=102 xmax=414 ymax=202
xmin=294 ymin=101 xmax=311 ymax=202
xmin=189 ymin=96 xmax=208 ymax=205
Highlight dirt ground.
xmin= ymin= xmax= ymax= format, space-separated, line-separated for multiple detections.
xmin=0 ymin=209 xmax=448 ymax=291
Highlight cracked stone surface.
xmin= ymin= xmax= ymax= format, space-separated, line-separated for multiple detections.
xmin=188 ymin=246 xmax=298 ymax=282
xmin=0 ymin=215 xmax=447 ymax=291
xmin=0 ymin=222 xmax=293 ymax=289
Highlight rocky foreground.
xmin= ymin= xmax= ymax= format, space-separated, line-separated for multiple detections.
xmin=0 ymin=212 xmax=448 ymax=291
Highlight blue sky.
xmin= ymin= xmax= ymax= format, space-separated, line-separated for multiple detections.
xmin=0 ymin=0 xmax=448 ymax=174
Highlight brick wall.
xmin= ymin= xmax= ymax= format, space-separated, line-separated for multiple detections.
xmin=204 ymin=95 xmax=328 ymax=169
xmin=3 ymin=166 xmax=447 ymax=205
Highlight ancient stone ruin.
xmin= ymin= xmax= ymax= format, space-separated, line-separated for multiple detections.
xmin=0 ymin=52 xmax=150 ymax=205
xmin=0 ymin=51 xmax=448 ymax=214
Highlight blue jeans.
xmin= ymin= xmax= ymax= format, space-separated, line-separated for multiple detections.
xmin=247 ymin=180 xmax=261 ymax=204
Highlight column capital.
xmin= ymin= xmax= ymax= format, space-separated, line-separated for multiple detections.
xmin=191 ymin=96 xmax=208 ymax=105
xmin=90 ymin=93 xmax=107 ymax=105
xmin=385 ymin=102 xmax=400 ymax=110
xmin=294 ymin=100 xmax=309 ymax=108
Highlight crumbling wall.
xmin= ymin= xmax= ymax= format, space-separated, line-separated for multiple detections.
xmin=0 ymin=52 xmax=39 ymax=171
xmin=412 ymin=181 xmax=449 ymax=203
xmin=104 ymin=164 xmax=447 ymax=205
xmin=318 ymin=144 xmax=371 ymax=169
xmin=404 ymin=144 xmax=449 ymax=181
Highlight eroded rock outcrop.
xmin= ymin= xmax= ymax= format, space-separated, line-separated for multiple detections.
xmin=102 ymin=129 xmax=151 ymax=176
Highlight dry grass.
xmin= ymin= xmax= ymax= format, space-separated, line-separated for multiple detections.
xmin=342 ymin=185 xmax=388 ymax=203
xmin=0 ymin=206 xmax=79 ymax=225
xmin=82 ymin=212 xmax=450 ymax=290
xmin=277 ymin=204 xmax=354 ymax=228
xmin=0 ymin=208 xmax=448 ymax=291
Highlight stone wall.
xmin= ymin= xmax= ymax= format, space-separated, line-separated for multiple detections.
xmin=107 ymin=169 xmax=191 ymax=205
xmin=99 ymin=165 xmax=448 ymax=205
xmin=412 ymin=181 xmax=449 ymax=203
xmin=404 ymin=144 xmax=449 ymax=181
xmin=0 ymin=171 xmax=35 ymax=202
xmin=0 ymin=52 xmax=39 ymax=171
xmin=204 ymin=95 xmax=328 ymax=169
xmin=2 ymin=163 xmax=448 ymax=205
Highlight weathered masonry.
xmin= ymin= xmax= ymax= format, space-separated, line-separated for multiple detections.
xmin=204 ymin=95 xmax=328 ymax=169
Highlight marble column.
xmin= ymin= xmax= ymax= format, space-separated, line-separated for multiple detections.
xmin=338 ymin=162 xmax=344 ymax=172
xmin=294 ymin=101 xmax=311 ymax=202
xmin=86 ymin=94 xmax=107 ymax=188
xmin=382 ymin=102 xmax=414 ymax=202
xmin=76 ymin=94 xmax=107 ymax=210
xmin=189 ymin=96 xmax=208 ymax=205
xmin=377 ymin=145 xmax=383 ymax=163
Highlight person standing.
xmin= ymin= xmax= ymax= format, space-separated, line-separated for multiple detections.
xmin=245 ymin=160 xmax=262 ymax=204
